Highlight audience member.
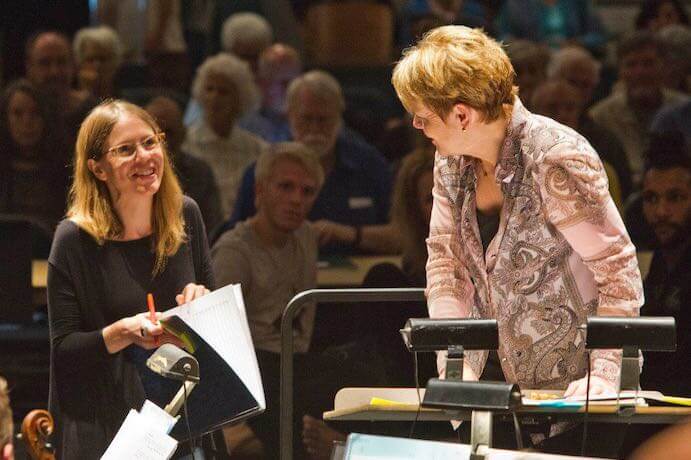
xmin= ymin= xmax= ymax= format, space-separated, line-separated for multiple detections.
xmin=495 ymin=0 xmax=606 ymax=54
xmin=145 ymin=0 xmax=190 ymax=92
xmin=220 ymin=71 xmax=395 ymax=254
xmin=651 ymin=98 xmax=691 ymax=147
xmin=24 ymin=31 xmax=95 ymax=142
xmin=238 ymin=43 xmax=302 ymax=142
xmin=398 ymin=0 xmax=493 ymax=46
xmin=656 ymin=24 xmax=691 ymax=93
xmin=505 ymin=40 xmax=550 ymax=111
xmin=72 ymin=26 xmax=123 ymax=100
xmin=531 ymin=79 xmax=632 ymax=202
xmin=635 ymin=0 xmax=689 ymax=32
xmin=145 ymin=95 xmax=223 ymax=235
xmin=0 ymin=79 xmax=69 ymax=247
xmin=638 ymin=140 xmax=690 ymax=397
xmin=183 ymin=53 xmax=266 ymax=219
xmin=589 ymin=31 xmax=687 ymax=186
xmin=0 ymin=377 xmax=13 ymax=460
xmin=630 ymin=420 xmax=691 ymax=460
xmin=212 ymin=142 xmax=325 ymax=459
xmin=546 ymin=45 xmax=601 ymax=107
xmin=221 ymin=12 xmax=273 ymax=74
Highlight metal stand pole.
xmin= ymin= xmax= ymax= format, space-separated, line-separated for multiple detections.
xmin=279 ymin=288 xmax=426 ymax=460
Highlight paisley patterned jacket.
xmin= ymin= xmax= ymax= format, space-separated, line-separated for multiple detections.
xmin=427 ymin=98 xmax=643 ymax=389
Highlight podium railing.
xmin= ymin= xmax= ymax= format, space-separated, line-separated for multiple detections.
xmin=280 ymin=288 xmax=426 ymax=460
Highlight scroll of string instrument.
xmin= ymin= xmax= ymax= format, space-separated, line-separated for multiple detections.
xmin=18 ymin=409 xmax=55 ymax=460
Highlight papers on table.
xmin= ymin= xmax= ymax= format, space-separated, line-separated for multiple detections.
xmin=101 ymin=400 xmax=178 ymax=460
xmin=521 ymin=390 xmax=659 ymax=407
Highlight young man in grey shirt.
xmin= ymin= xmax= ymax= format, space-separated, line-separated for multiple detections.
xmin=212 ymin=142 xmax=323 ymax=458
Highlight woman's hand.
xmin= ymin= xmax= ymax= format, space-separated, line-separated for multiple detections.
xmin=103 ymin=311 xmax=186 ymax=353
xmin=175 ymin=283 xmax=210 ymax=305
xmin=564 ymin=374 xmax=617 ymax=399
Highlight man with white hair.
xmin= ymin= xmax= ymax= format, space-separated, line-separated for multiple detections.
xmin=183 ymin=53 xmax=268 ymax=219
xmin=73 ymin=25 xmax=123 ymax=99
xmin=218 ymin=70 xmax=395 ymax=255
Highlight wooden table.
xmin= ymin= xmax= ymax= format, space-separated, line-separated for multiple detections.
xmin=324 ymin=388 xmax=691 ymax=425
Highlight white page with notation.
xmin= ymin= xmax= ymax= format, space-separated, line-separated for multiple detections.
xmin=161 ymin=284 xmax=265 ymax=408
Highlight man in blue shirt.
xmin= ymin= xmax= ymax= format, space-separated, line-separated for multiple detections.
xmin=215 ymin=70 xmax=397 ymax=255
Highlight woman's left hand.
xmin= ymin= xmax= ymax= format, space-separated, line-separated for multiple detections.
xmin=564 ymin=374 xmax=617 ymax=399
xmin=175 ymin=283 xmax=210 ymax=305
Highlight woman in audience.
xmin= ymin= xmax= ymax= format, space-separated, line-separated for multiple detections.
xmin=73 ymin=26 xmax=123 ymax=100
xmin=48 ymin=100 xmax=213 ymax=458
xmin=0 ymin=79 xmax=68 ymax=251
xmin=183 ymin=53 xmax=266 ymax=219
xmin=635 ymin=0 xmax=689 ymax=31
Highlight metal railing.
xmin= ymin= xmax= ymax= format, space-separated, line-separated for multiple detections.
xmin=279 ymin=288 xmax=425 ymax=460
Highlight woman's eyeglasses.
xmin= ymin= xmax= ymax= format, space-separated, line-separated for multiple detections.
xmin=104 ymin=133 xmax=165 ymax=158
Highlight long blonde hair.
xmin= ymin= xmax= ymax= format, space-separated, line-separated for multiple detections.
xmin=68 ymin=100 xmax=186 ymax=275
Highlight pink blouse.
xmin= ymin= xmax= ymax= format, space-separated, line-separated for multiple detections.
xmin=427 ymin=99 xmax=643 ymax=389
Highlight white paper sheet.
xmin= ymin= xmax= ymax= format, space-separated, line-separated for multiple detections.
xmin=161 ymin=284 xmax=265 ymax=408
xmin=101 ymin=409 xmax=178 ymax=460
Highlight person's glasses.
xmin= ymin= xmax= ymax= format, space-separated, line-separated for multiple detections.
xmin=105 ymin=133 xmax=165 ymax=158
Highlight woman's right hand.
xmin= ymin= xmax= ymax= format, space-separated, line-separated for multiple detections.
xmin=102 ymin=312 xmax=181 ymax=354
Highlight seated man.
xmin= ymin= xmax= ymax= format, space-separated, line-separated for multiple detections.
xmin=218 ymin=70 xmax=396 ymax=254
xmin=639 ymin=140 xmax=690 ymax=396
xmin=0 ymin=376 xmax=14 ymax=460
xmin=212 ymin=143 xmax=327 ymax=458
xmin=589 ymin=31 xmax=687 ymax=186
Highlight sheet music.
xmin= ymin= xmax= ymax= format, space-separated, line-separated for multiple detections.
xmin=161 ymin=284 xmax=265 ymax=408
xmin=101 ymin=409 xmax=178 ymax=460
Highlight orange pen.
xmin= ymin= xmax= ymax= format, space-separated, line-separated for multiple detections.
xmin=147 ymin=293 xmax=159 ymax=346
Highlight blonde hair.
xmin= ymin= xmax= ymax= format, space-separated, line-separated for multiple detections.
xmin=0 ymin=377 xmax=11 ymax=451
xmin=255 ymin=142 xmax=325 ymax=188
xmin=392 ymin=26 xmax=517 ymax=121
xmin=391 ymin=147 xmax=435 ymax=279
xmin=68 ymin=100 xmax=186 ymax=275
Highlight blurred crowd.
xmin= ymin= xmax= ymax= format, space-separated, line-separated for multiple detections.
xmin=0 ymin=1 xmax=689 ymax=459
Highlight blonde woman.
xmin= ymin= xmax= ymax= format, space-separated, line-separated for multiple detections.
xmin=48 ymin=100 xmax=213 ymax=459
xmin=393 ymin=26 xmax=642 ymax=455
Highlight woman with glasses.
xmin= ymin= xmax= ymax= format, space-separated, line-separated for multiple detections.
xmin=47 ymin=100 xmax=214 ymax=459
xmin=392 ymin=26 xmax=642 ymax=456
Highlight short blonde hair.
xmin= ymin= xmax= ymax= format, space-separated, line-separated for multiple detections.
xmin=68 ymin=100 xmax=185 ymax=275
xmin=255 ymin=142 xmax=325 ymax=189
xmin=392 ymin=26 xmax=517 ymax=121
xmin=192 ymin=53 xmax=261 ymax=119
xmin=0 ymin=377 xmax=11 ymax=451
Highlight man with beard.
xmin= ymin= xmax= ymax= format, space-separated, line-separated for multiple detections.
xmin=589 ymin=31 xmax=686 ymax=186
xmin=639 ymin=137 xmax=690 ymax=396
xmin=220 ymin=70 xmax=396 ymax=254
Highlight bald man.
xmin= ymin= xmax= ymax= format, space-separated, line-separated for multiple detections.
xmin=145 ymin=96 xmax=223 ymax=235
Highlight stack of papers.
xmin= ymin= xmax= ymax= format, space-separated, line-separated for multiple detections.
xmin=101 ymin=400 xmax=178 ymax=460
xmin=520 ymin=390 xmax=687 ymax=407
